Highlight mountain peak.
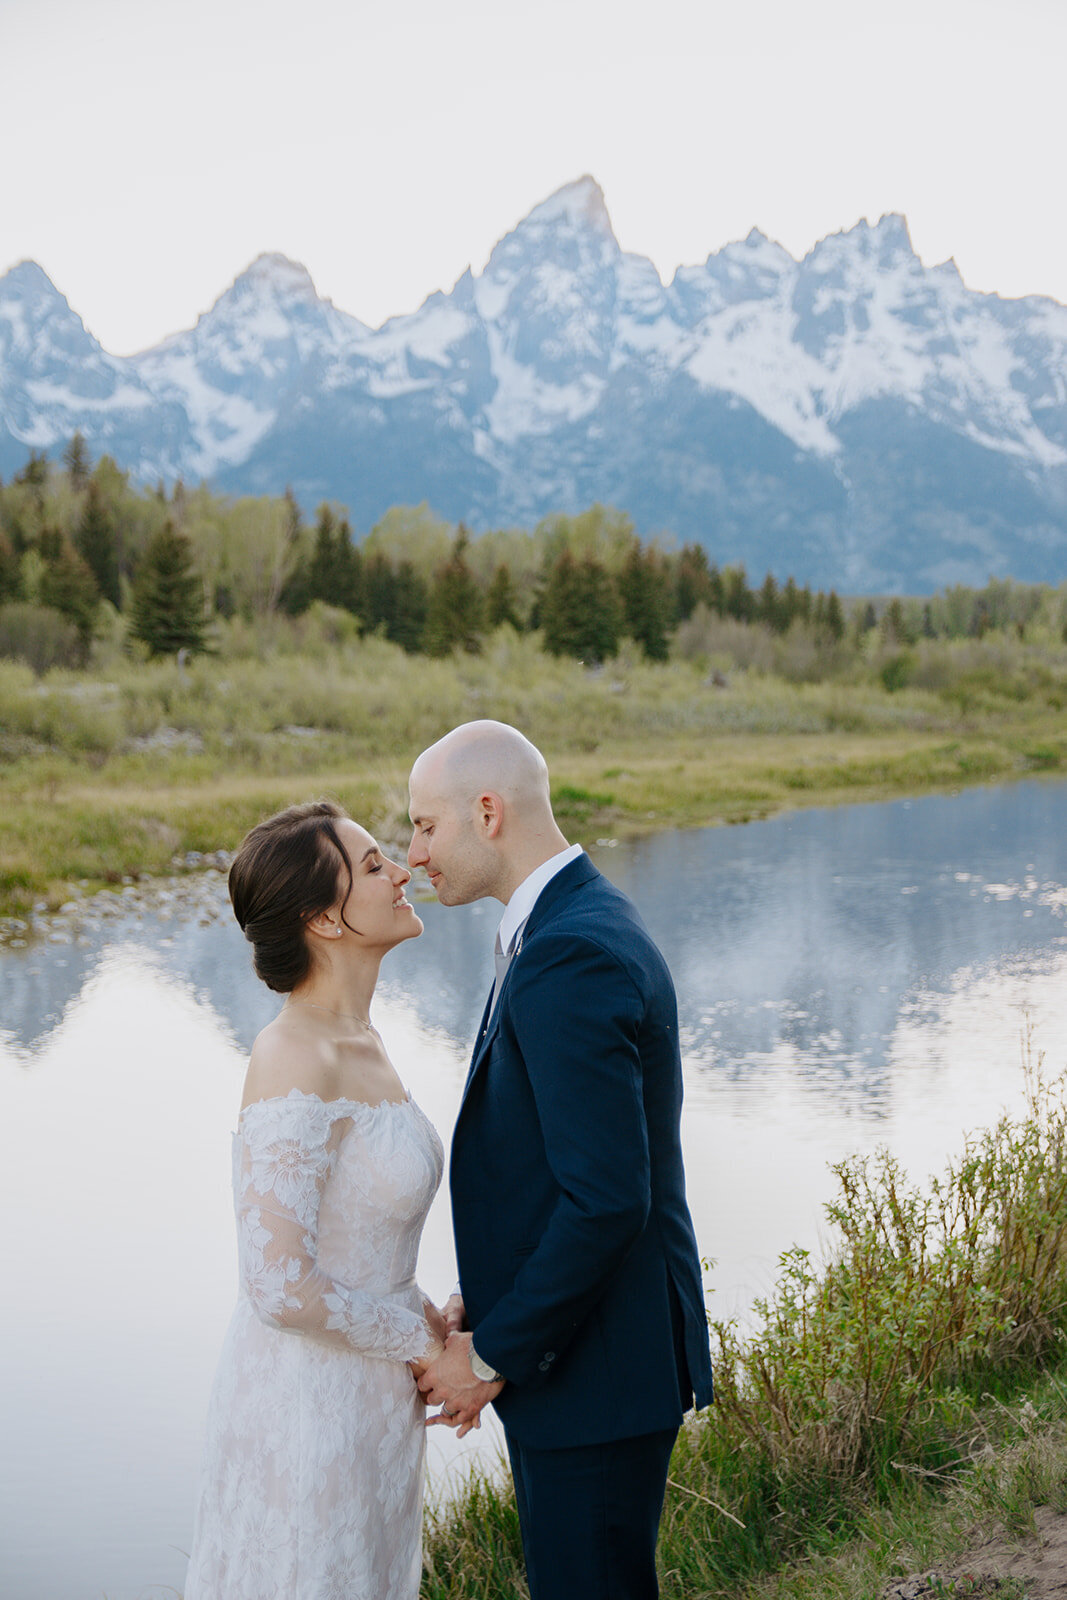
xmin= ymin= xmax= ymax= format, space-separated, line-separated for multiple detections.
xmin=804 ymin=213 xmax=919 ymax=278
xmin=230 ymin=252 xmax=321 ymax=302
xmin=0 ymin=258 xmax=68 ymax=304
xmin=520 ymin=175 xmax=618 ymax=241
xmin=870 ymin=212 xmax=915 ymax=252
xmin=1 ymin=258 xmax=52 ymax=286
xmin=527 ymin=175 xmax=614 ymax=232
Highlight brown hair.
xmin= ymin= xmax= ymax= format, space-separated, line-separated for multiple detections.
xmin=228 ymin=799 xmax=354 ymax=993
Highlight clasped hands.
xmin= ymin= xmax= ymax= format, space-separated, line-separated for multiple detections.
xmin=409 ymin=1293 xmax=504 ymax=1439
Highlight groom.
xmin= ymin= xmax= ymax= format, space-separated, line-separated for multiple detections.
xmin=408 ymin=721 xmax=713 ymax=1600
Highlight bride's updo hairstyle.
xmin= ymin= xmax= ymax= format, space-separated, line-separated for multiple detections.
xmin=229 ymin=799 xmax=355 ymax=993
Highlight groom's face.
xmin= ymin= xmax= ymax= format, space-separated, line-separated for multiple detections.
xmin=408 ymin=780 xmax=493 ymax=906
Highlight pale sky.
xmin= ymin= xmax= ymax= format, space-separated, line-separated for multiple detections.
xmin=1 ymin=0 xmax=1064 ymax=354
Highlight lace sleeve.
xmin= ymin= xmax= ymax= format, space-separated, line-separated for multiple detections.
xmin=235 ymin=1097 xmax=433 ymax=1363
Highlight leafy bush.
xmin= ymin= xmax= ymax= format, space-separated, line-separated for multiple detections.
xmin=422 ymin=1060 xmax=1067 ymax=1597
xmin=880 ymin=650 xmax=916 ymax=692
xmin=0 ymin=603 xmax=82 ymax=674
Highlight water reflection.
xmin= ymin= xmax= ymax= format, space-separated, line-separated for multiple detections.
xmin=4 ymin=778 xmax=1067 ymax=1600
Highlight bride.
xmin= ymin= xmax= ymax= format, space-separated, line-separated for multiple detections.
xmin=184 ymin=799 xmax=460 ymax=1600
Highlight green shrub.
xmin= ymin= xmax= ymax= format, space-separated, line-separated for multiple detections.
xmin=0 ymin=602 xmax=82 ymax=674
xmin=880 ymin=650 xmax=916 ymax=693
xmin=422 ymin=1062 xmax=1067 ymax=1596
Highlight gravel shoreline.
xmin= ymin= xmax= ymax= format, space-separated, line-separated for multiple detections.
xmin=0 ymin=832 xmax=431 ymax=951
xmin=0 ymin=852 xmax=236 ymax=950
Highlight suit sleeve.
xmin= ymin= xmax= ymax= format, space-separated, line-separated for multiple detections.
xmin=470 ymin=933 xmax=653 ymax=1386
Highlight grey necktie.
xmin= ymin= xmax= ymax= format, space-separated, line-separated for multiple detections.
xmin=489 ymin=932 xmax=512 ymax=1018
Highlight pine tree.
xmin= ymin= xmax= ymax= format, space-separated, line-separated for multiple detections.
xmin=302 ymin=507 xmax=363 ymax=616
xmin=16 ymin=451 xmax=49 ymax=493
xmin=722 ymin=565 xmax=755 ymax=623
xmin=757 ymin=572 xmax=785 ymax=634
xmin=362 ymin=552 xmax=396 ymax=636
xmin=424 ymin=530 xmax=484 ymax=655
xmin=781 ymin=576 xmax=802 ymax=631
xmin=63 ymin=431 xmax=91 ymax=490
xmin=824 ymin=590 xmax=846 ymax=643
xmin=540 ymin=551 xmax=621 ymax=661
xmin=881 ymin=598 xmax=907 ymax=644
xmin=618 ymin=544 xmax=671 ymax=661
xmin=306 ymin=507 xmax=340 ymax=602
xmin=673 ymin=544 xmax=714 ymax=622
xmin=74 ymin=482 xmax=120 ymax=607
xmin=271 ymin=488 xmax=304 ymax=614
xmin=388 ymin=560 xmax=428 ymax=653
xmin=707 ymin=563 xmax=725 ymax=616
xmin=0 ymin=529 xmax=23 ymax=603
xmin=130 ymin=521 xmax=208 ymax=657
xmin=38 ymin=534 xmax=100 ymax=660
xmin=485 ymin=562 xmax=522 ymax=630
xmin=359 ymin=552 xmax=428 ymax=651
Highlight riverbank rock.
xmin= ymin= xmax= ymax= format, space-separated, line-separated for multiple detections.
xmin=0 ymin=859 xmax=234 ymax=948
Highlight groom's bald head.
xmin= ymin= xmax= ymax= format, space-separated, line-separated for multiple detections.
xmin=407 ymin=721 xmax=569 ymax=904
xmin=412 ymin=721 xmax=550 ymax=815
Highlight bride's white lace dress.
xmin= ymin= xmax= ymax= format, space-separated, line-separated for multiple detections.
xmin=184 ymin=1088 xmax=444 ymax=1600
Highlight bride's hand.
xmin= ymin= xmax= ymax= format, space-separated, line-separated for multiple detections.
xmin=423 ymin=1299 xmax=449 ymax=1347
xmin=408 ymin=1339 xmax=444 ymax=1398
xmin=454 ymin=1409 xmax=482 ymax=1439
xmin=409 ymin=1303 xmax=447 ymax=1395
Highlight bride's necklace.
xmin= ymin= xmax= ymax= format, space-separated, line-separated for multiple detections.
xmin=285 ymin=998 xmax=375 ymax=1031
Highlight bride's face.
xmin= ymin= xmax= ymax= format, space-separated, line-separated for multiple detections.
xmin=330 ymin=819 xmax=424 ymax=950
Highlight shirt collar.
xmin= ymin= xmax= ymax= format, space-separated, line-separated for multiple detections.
xmin=497 ymin=842 xmax=584 ymax=955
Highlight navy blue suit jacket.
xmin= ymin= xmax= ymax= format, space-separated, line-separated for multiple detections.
xmin=450 ymin=854 xmax=714 ymax=1449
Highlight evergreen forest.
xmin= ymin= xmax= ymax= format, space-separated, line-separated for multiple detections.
xmin=4 ymin=436 xmax=1061 ymax=682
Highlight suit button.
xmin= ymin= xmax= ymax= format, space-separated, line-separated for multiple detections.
xmin=545 ymin=1351 xmax=556 ymax=1362
xmin=538 ymin=1360 xmax=550 ymax=1372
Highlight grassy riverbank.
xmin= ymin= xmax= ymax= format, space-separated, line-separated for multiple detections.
xmin=3 ymin=625 xmax=1067 ymax=921
xmin=421 ymin=1063 xmax=1067 ymax=1600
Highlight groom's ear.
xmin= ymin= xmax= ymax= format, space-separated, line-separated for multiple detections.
xmin=477 ymin=790 xmax=505 ymax=838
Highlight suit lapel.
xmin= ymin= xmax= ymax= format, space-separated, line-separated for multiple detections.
xmin=457 ymin=855 xmax=602 ymax=1115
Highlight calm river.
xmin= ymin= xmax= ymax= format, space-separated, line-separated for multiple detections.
xmin=4 ymin=779 xmax=1067 ymax=1599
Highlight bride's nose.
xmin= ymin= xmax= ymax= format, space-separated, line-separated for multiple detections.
xmin=390 ymin=859 xmax=412 ymax=886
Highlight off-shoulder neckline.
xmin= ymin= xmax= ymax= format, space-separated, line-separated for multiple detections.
xmin=237 ymin=1086 xmax=413 ymax=1121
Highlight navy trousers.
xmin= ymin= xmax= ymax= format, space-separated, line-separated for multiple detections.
xmin=506 ymin=1426 xmax=678 ymax=1600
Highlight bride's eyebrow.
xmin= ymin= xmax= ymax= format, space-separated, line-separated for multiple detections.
xmin=358 ymin=846 xmax=381 ymax=864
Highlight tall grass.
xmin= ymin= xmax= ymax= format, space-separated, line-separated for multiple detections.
xmin=421 ymin=1058 xmax=1067 ymax=1598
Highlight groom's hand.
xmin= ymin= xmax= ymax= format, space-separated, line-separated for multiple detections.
xmin=418 ymin=1332 xmax=504 ymax=1433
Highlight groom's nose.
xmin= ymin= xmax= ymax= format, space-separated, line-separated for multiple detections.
xmin=407 ymin=834 xmax=425 ymax=870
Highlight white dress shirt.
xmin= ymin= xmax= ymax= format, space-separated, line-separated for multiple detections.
xmin=497 ymin=842 xmax=584 ymax=957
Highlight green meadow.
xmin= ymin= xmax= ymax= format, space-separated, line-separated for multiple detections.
xmin=3 ymin=618 xmax=1067 ymax=921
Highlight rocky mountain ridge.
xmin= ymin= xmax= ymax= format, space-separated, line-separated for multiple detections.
xmin=2 ymin=176 xmax=1065 ymax=591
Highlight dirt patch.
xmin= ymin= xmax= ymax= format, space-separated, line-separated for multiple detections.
xmin=884 ymin=1505 xmax=1067 ymax=1599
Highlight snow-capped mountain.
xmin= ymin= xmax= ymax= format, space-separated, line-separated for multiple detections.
xmin=3 ymin=175 xmax=1066 ymax=592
